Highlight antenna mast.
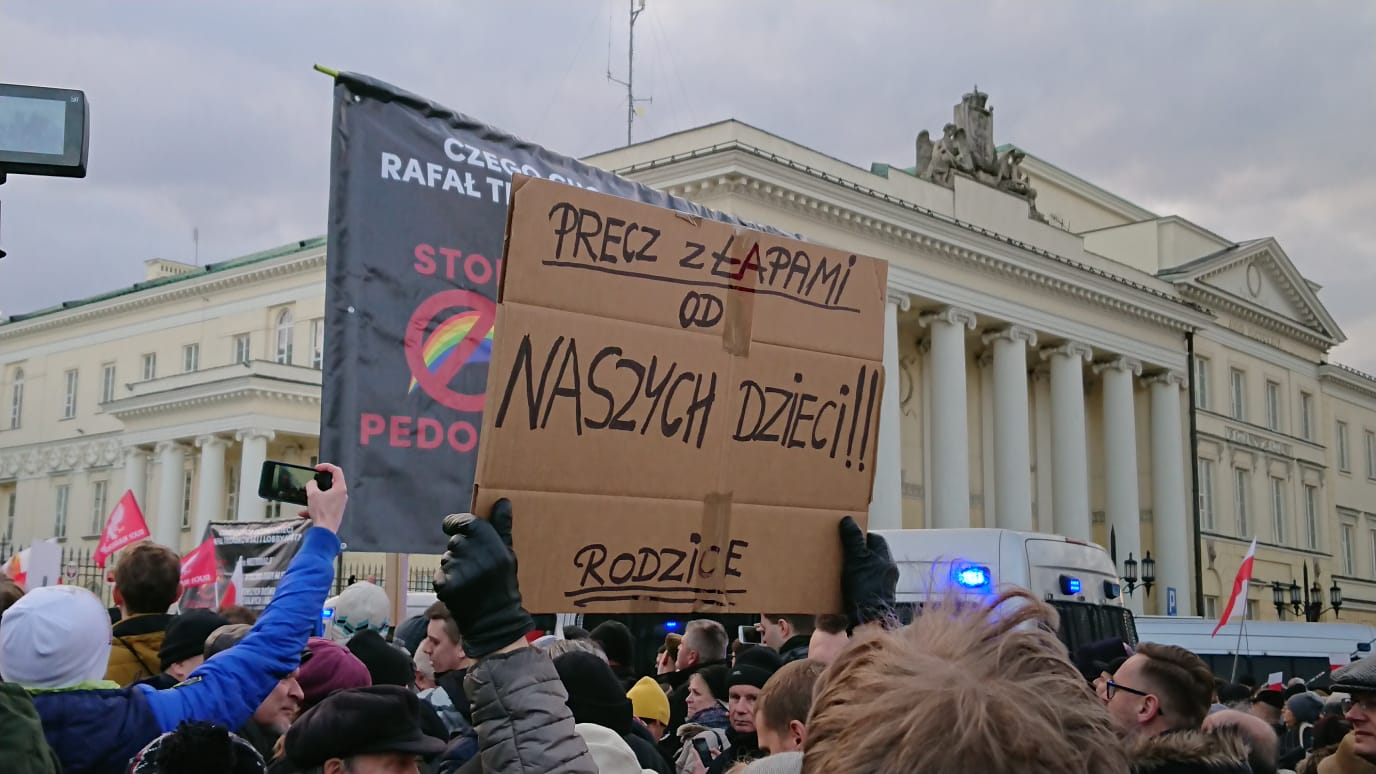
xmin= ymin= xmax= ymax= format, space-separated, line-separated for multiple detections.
xmin=607 ymin=0 xmax=651 ymax=146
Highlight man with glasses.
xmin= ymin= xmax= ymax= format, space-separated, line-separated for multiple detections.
xmin=1332 ymin=657 xmax=1376 ymax=763
xmin=1100 ymin=643 xmax=1250 ymax=773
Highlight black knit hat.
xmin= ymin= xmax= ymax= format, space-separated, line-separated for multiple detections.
xmin=347 ymin=629 xmax=414 ymax=688
xmin=590 ymin=620 xmax=635 ymax=667
xmin=730 ymin=646 xmax=784 ymax=690
xmin=695 ymin=664 xmax=730 ymax=703
xmin=158 ymin=610 xmax=230 ymax=671
xmin=553 ymin=650 xmax=634 ymax=735
xmin=284 ymin=686 xmax=446 ymax=767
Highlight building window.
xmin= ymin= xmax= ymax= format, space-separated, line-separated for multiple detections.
xmin=4 ymin=491 xmax=15 ymax=543
xmin=1194 ymin=357 xmax=1210 ymax=410
xmin=1342 ymin=524 xmax=1356 ymax=575
xmin=1369 ymin=529 xmax=1376 ymax=578
xmin=181 ymin=470 xmax=193 ymax=529
xmin=266 ymin=501 xmax=282 ymax=520
xmin=89 ymin=479 xmax=108 ymax=536
xmin=274 ymin=309 xmax=294 ymax=365
xmin=1230 ymin=368 xmax=1246 ymax=421
xmin=141 ymin=353 xmax=157 ymax=381
xmin=1367 ymin=431 xmax=1376 ymax=480
xmin=1199 ymin=459 xmax=1216 ymax=531
xmin=100 ymin=363 xmax=116 ymax=404
xmin=62 ymin=369 xmax=78 ymax=419
xmin=1270 ymin=478 xmax=1286 ymax=544
xmin=1245 ymin=599 xmax=1258 ymax=621
xmin=310 ymin=318 xmax=325 ymax=369
xmin=225 ymin=465 xmax=238 ymax=521
xmin=1234 ymin=468 xmax=1251 ymax=537
xmin=1300 ymin=392 xmax=1314 ymax=440
xmin=9 ymin=368 xmax=23 ymax=429
xmin=54 ymin=485 xmax=69 ymax=539
xmin=233 ymin=333 xmax=251 ymax=365
xmin=1265 ymin=381 xmax=1281 ymax=431
xmin=1304 ymin=484 xmax=1320 ymax=550
xmin=1338 ymin=421 xmax=1351 ymax=472
xmin=182 ymin=344 xmax=199 ymax=373
xmin=1202 ymin=595 xmax=1218 ymax=619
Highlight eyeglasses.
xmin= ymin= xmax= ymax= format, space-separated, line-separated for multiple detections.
xmin=1104 ymin=680 xmax=1155 ymax=705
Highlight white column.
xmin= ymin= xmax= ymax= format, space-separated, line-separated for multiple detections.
xmin=984 ymin=326 xmax=1037 ymax=532
xmin=870 ymin=290 xmax=910 ymax=530
xmin=235 ymin=429 xmax=274 ymax=522
xmin=1150 ymin=371 xmax=1193 ymax=616
xmin=1042 ymin=342 xmax=1093 ymax=540
xmin=1096 ymin=357 xmax=1144 ymax=614
xmin=1033 ymin=370 xmax=1053 ymax=533
xmin=193 ymin=435 xmax=228 ymax=539
xmin=123 ymin=447 xmax=149 ymax=511
xmin=153 ymin=441 xmax=188 ymax=547
xmin=919 ymin=306 xmax=976 ymax=529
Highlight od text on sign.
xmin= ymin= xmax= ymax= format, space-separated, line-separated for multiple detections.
xmin=473 ymin=177 xmax=887 ymax=615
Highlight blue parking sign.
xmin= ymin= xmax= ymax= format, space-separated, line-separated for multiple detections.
xmin=1166 ymin=587 xmax=1178 ymax=616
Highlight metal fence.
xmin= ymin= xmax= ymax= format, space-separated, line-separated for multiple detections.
xmin=333 ymin=559 xmax=438 ymax=595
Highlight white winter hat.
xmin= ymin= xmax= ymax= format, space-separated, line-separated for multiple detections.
xmin=575 ymin=723 xmax=655 ymax=774
xmin=324 ymin=581 xmax=391 ymax=641
xmin=0 ymin=585 xmax=112 ymax=689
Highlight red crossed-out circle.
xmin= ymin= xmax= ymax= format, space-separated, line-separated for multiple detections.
xmin=404 ymin=289 xmax=497 ymax=413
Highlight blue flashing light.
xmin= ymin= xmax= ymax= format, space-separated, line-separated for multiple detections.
xmin=954 ymin=565 xmax=991 ymax=589
xmin=1066 ymin=577 xmax=1082 ymax=594
xmin=664 ymin=620 xmax=681 ymax=631
xmin=322 ymin=607 xmax=335 ymax=620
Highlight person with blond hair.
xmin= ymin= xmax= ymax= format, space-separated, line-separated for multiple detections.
xmin=802 ymin=589 xmax=1130 ymax=774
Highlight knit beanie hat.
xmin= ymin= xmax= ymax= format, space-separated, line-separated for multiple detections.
xmin=159 ymin=610 xmax=230 ymax=671
xmin=729 ymin=646 xmax=784 ymax=690
xmin=576 ymin=723 xmax=655 ymax=774
xmin=128 ymin=721 xmax=266 ymax=774
xmin=555 ymin=650 xmax=635 ymax=735
xmin=324 ymin=581 xmax=391 ymax=641
xmin=627 ymin=676 xmax=670 ymax=726
xmin=695 ymin=664 xmax=730 ymax=704
xmin=591 ymin=620 xmax=635 ymax=667
xmin=1287 ymin=691 xmax=1324 ymax=725
xmin=0 ymin=585 xmax=111 ymax=689
xmin=346 ymin=628 xmax=415 ymax=688
xmin=297 ymin=637 xmax=372 ymax=711
xmin=742 ymin=751 xmax=803 ymax=774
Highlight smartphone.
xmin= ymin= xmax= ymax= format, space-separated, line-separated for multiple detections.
xmin=258 ymin=460 xmax=332 ymax=506
xmin=692 ymin=737 xmax=714 ymax=768
xmin=737 ymin=625 xmax=762 ymax=645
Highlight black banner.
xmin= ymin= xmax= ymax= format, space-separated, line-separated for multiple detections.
xmin=180 ymin=520 xmax=310 ymax=611
xmin=323 ymin=73 xmax=780 ymax=554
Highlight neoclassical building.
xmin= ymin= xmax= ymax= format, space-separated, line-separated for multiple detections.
xmin=2 ymin=91 xmax=1373 ymax=621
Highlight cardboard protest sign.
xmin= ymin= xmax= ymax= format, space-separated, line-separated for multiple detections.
xmin=474 ymin=177 xmax=886 ymax=614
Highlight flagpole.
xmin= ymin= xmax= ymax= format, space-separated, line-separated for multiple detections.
xmin=1230 ymin=609 xmax=1246 ymax=682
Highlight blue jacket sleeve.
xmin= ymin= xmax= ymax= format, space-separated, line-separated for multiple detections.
xmin=138 ymin=526 xmax=339 ymax=732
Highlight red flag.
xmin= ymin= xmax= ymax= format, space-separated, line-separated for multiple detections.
xmin=1212 ymin=538 xmax=1257 ymax=637
xmin=93 ymin=491 xmax=151 ymax=568
xmin=180 ymin=535 xmax=217 ymax=588
xmin=220 ymin=557 xmax=245 ymax=609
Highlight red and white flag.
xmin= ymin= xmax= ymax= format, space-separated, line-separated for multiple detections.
xmin=180 ymin=535 xmax=217 ymax=588
xmin=1331 ymin=654 xmax=1352 ymax=672
xmin=93 ymin=491 xmax=151 ymax=568
xmin=1212 ymin=538 xmax=1257 ymax=637
xmin=5 ymin=548 xmax=29 ymax=589
xmin=219 ymin=557 xmax=245 ymax=609
xmin=1266 ymin=671 xmax=1285 ymax=691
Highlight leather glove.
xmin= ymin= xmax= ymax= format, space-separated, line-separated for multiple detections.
xmin=433 ymin=499 xmax=534 ymax=659
xmin=838 ymin=516 xmax=898 ymax=629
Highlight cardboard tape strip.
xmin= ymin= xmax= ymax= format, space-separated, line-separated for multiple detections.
xmin=721 ymin=227 xmax=757 ymax=357
xmin=701 ymin=492 xmax=734 ymax=611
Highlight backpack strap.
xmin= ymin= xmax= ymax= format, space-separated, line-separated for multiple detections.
xmin=115 ymin=635 xmax=157 ymax=679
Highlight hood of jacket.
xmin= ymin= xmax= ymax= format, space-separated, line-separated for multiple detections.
xmin=0 ymin=682 xmax=61 ymax=774
xmin=31 ymin=686 xmax=163 ymax=774
xmin=1129 ymin=728 xmax=1252 ymax=774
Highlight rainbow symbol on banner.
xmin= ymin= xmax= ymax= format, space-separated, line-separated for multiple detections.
xmin=407 ymin=311 xmax=494 ymax=393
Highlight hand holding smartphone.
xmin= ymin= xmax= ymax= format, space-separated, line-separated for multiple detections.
xmin=258 ymin=460 xmax=333 ymax=506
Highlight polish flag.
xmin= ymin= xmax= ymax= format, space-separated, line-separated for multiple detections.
xmin=1212 ymin=538 xmax=1257 ymax=637
xmin=219 ymin=557 xmax=245 ymax=609
xmin=180 ymin=536 xmax=217 ymax=588
xmin=93 ymin=491 xmax=151 ymax=568
xmin=5 ymin=548 xmax=29 ymax=589
xmin=1266 ymin=671 xmax=1285 ymax=691
xmin=1331 ymin=654 xmax=1352 ymax=672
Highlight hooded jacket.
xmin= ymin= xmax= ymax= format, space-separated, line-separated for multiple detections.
xmin=663 ymin=659 xmax=729 ymax=760
xmin=29 ymin=526 xmax=338 ymax=774
xmin=105 ymin=613 xmax=174 ymax=686
xmin=0 ymin=681 xmax=61 ymax=774
xmin=1128 ymin=728 xmax=1253 ymax=774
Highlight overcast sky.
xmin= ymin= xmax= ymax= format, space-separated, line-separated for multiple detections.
xmin=2 ymin=2 xmax=1372 ymax=368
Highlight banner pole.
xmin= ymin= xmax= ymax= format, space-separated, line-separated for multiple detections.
xmin=385 ymin=552 xmax=408 ymax=632
xmin=312 ymin=64 xmax=340 ymax=78
xmin=1230 ymin=609 xmax=1247 ymax=682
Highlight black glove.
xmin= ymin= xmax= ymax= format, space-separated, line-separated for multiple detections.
xmin=838 ymin=516 xmax=898 ymax=629
xmin=433 ymin=499 xmax=534 ymax=659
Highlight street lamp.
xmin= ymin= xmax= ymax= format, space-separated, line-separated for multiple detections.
xmin=1141 ymin=552 xmax=1157 ymax=596
xmin=1123 ymin=553 xmax=1138 ymax=596
xmin=1331 ymin=580 xmax=1344 ymax=615
xmin=1272 ymin=581 xmax=1288 ymax=619
xmin=1121 ymin=552 xmax=1156 ymax=597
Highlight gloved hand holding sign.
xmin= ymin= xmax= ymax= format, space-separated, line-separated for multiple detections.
xmin=433 ymin=499 xmax=535 ymax=659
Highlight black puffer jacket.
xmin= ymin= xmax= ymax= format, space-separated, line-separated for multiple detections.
xmin=1129 ymin=728 xmax=1252 ymax=774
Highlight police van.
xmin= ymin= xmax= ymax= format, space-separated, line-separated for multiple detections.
xmin=1133 ymin=615 xmax=1376 ymax=682
xmin=873 ymin=528 xmax=1138 ymax=653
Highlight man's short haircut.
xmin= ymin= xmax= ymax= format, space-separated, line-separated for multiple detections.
xmin=756 ymin=659 xmax=824 ymax=733
xmin=424 ymin=601 xmax=460 ymax=645
xmin=764 ymin=614 xmax=816 ymax=637
xmin=803 ymin=589 xmax=1128 ymax=774
xmin=0 ymin=574 xmax=23 ymax=617
xmin=814 ymin=614 xmax=848 ymax=635
xmin=683 ymin=620 xmax=728 ymax=663
xmin=1133 ymin=642 xmax=1215 ymax=730
xmin=114 ymin=542 xmax=182 ymax=614
xmin=219 ymin=605 xmax=258 ymax=626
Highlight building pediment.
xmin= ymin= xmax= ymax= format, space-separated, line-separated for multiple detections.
xmin=1159 ymin=238 xmax=1344 ymax=349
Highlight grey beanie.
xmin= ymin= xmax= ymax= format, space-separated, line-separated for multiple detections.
xmin=1286 ymin=691 xmax=1324 ymax=725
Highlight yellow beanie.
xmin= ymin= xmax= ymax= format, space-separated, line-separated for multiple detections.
xmin=627 ymin=676 xmax=670 ymax=726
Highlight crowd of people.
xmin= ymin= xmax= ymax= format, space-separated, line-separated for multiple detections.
xmin=3 ymin=462 xmax=1376 ymax=773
